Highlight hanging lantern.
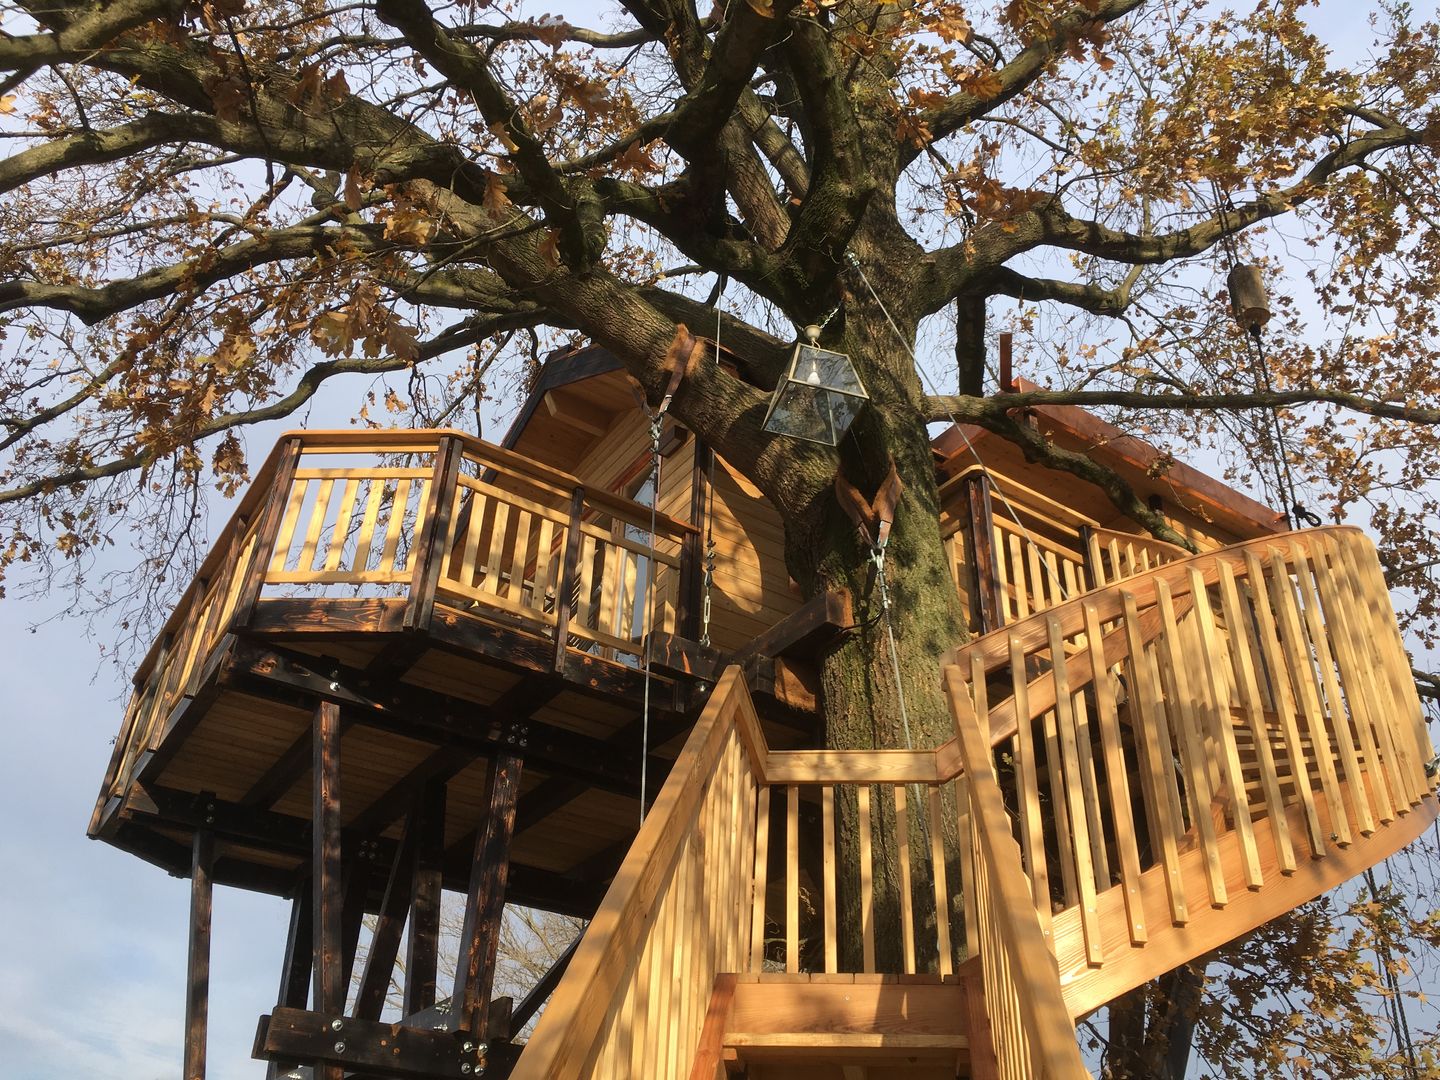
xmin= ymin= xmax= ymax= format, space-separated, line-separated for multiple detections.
xmin=761 ymin=326 xmax=870 ymax=446
xmin=1227 ymin=264 xmax=1272 ymax=335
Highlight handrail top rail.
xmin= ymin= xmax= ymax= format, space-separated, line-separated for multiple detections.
xmin=130 ymin=426 xmax=696 ymax=686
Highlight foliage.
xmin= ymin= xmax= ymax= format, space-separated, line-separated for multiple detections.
xmin=2 ymin=0 xmax=1440 ymax=1072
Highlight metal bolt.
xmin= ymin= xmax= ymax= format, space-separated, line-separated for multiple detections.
xmin=461 ymin=1065 xmax=472 ymax=1075
xmin=461 ymin=1040 xmax=475 ymax=1053
xmin=329 ymin=681 xmax=340 ymax=691
xmin=333 ymin=1041 xmax=346 ymax=1054
xmin=330 ymin=1018 xmax=344 ymax=1032
xmin=476 ymin=1042 xmax=489 ymax=1057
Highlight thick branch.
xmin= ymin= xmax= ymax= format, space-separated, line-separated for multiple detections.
xmin=908 ymin=0 xmax=1147 ymax=169
xmin=925 ymin=387 xmax=1440 ymax=426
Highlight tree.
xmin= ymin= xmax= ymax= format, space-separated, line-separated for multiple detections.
xmin=2 ymin=0 xmax=1439 ymax=1072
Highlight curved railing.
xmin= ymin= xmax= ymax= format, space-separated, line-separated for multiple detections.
xmin=947 ymin=524 xmax=1436 ymax=1017
xmin=92 ymin=429 xmax=695 ymax=825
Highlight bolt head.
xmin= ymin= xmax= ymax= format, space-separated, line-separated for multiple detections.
xmin=461 ymin=1065 xmax=473 ymax=1075
xmin=476 ymin=1042 xmax=489 ymax=1056
xmin=461 ymin=1040 xmax=475 ymax=1053
xmin=329 ymin=681 xmax=340 ymax=691
xmin=330 ymin=1018 xmax=344 ymax=1032
xmin=333 ymin=1041 xmax=346 ymax=1054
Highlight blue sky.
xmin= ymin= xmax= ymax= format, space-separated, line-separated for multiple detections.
xmin=0 ymin=3 xmax=1420 ymax=1078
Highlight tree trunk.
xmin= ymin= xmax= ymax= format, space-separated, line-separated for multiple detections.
xmin=776 ymin=299 xmax=970 ymax=971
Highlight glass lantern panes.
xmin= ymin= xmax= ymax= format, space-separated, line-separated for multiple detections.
xmin=761 ymin=343 xmax=869 ymax=446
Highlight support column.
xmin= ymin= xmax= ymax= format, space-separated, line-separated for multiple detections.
xmin=184 ymin=829 xmax=214 ymax=1080
xmin=404 ymin=779 xmax=446 ymax=1018
xmin=311 ymin=700 xmax=344 ymax=1080
xmin=267 ymin=889 xmax=313 ymax=1080
xmin=355 ymin=803 xmax=425 ymax=1020
xmin=961 ymin=472 xmax=1004 ymax=634
xmin=453 ymin=752 xmax=523 ymax=1036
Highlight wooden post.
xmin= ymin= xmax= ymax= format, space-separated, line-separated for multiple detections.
xmin=405 ymin=435 xmax=465 ymax=631
xmin=404 ymin=779 xmax=446 ymax=1017
xmin=266 ymin=889 xmax=313 ymax=1080
xmin=184 ymin=829 xmax=215 ymax=1080
xmin=551 ymin=487 xmax=587 ymax=674
xmin=232 ymin=437 xmax=304 ymax=630
xmin=311 ymin=701 xmax=345 ymax=1028
xmin=675 ymin=440 xmax=710 ymax=642
xmin=453 ymin=752 xmax=524 ymax=1034
xmin=1079 ymin=524 xmax=1100 ymax=592
xmin=961 ymin=472 xmax=1003 ymax=634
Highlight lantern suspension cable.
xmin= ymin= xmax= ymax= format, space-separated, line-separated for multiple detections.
xmin=1213 ymin=187 xmax=1322 ymax=529
xmin=842 ymin=252 xmax=1073 ymax=604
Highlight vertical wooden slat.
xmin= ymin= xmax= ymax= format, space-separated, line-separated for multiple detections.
xmin=927 ymin=785 xmax=954 ymax=976
xmin=532 ymin=517 xmax=558 ymax=617
xmin=1155 ymin=578 xmax=1227 ymax=907
xmin=1009 ymin=634 xmax=1050 ymax=931
xmin=297 ymin=478 xmax=336 ymax=573
xmin=822 ymin=784 xmax=837 ymax=974
xmin=1120 ymin=590 xmax=1189 ymax=925
xmin=1070 ymin=687 xmax=1112 ymax=889
xmin=1008 ymin=532 xmax=1031 ymax=618
xmin=404 ymin=779 xmax=445 ymax=1016
xmin=482 ymin=501 xmax=513 ymax=597
xmin=312 ymin=700 xmax=344 ymax=1029
xmin=1310 ymin=537 xmax=1395 ymax=823
xmin=377 ymin=478 xmax=412 ymax=578
xmin=1026 ymin=536 xmax=1047 ymax=612
xmin=1082 ymin=600 xmax=1147 ymax=944
xmin=352 ymin=477 xmax=386 ymax=575
xmin=1217 ymin=558 xmax=1298 ymax=869
xmin=1047 ymin=616 xmax=1103 ymax=965
xmin=184 ymin=829 xmax=214 ymax=1080
xmin=858 ymin=782 xmax=876 ymax=973
xmin=895 ymin=784 xmax=916 ymax=974
xmin=1244 ymin=549 xmax=1327 ymax=857
xmin=957 ymin=771 xmax=978 ymax=961
xmin=506 ymin=509 xmax=535 ymax=606
xmin=455 ymin=752 xmax=523 ymax=1034
xmin=993 ymin=523 xmax=1014 ymax=623
xmin=749 ymin=784 xmax=770 ymax=969
xmin=1290 ymin=544 xmax=1375 ymax=836
xmin=1041 ymin=702 xmax=1079 ymax=908
xmin=785 ymin=784 xmax=799 ymax=973
xmin=552 ymin=486 xmax=587 ymax=672
xmin=1268 ymin=549 xmax=1351 ymax=846
xmin=1187 ymin=567 xmax=1264 ymax=888
xmin=268 ymin=476 xmax=309 ymax=575
xmin=322 ymin=479 xmax=360 ymax=573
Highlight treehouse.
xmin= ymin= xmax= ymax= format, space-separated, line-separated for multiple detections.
xmin=89 ymin=342 xmax=1437 ymax=1080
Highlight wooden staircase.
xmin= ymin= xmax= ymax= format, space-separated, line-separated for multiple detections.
xmin=510 ymin=526 xmax=1435 ymax=1079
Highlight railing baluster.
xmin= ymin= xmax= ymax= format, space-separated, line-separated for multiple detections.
xmin=298 ymin=478 xmax=336 ymax=573
xmin=1082 ymin=600 xmax=1148 ymax=943
xmin=750 ymin=784 xmax=770 ymax=970
xmin=822 ymin=785 xmax=838 ymax=973
xmin=1187 ymin=567 xmax=1264 ymax=888
xmin=377 ymin=478 xmax=411 ymax=578
xmin=1155 ymin=579 xmax=1227 ymax=907
xmin=1121 ymin=590 xmax=1190 ymax=924
xmin=1289 ymin=544 xmax=1375 ymax=836
xmin=1070 ymin=686 xmax=1111 ymax=890
xmin=895 ymin=784 xmax=916 ymax=974
xmin=322 ymin=479 xmax=359 ymax=573
xmin=1244 ymin=550 xmax=1328 ymax=856
xmin=927 ymin=784 xmax=953 ymax=977
xmin=785 ymin=784 xmax=799 ymax=973
xmin=1269 ymin=548 xmax=1352 ymax=846
xmin=858 ymin=783 xmax=876 ymax=973
xmin=1047 ymin=616 xmax=1103 ymax=965
xmin=1217 ymin=559 xmax=1298 ymax=868
xmin=1009 ymin=633 xmax=1051 ymax=931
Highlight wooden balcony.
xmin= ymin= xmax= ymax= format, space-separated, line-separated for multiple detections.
xmin=90 ymin=429 xmax=698 ymax=904
xmin=514 ymin=526 xmax=1435 ymax=1079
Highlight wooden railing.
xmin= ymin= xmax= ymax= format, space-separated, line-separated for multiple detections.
xmin=950 ymin=666 xmax=1092 ymax=1080
xmin=512 ymin=667 xmax=762 ymax=1080
xmin=948 ymin=525 xmax=1436 ymax=1017
xmin=96 ymin=429 xmax=693 ymax=810
xmin=1086 ymin=525 xmax=1188 ymax=586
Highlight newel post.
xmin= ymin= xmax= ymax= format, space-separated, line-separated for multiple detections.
xmin=405 ymin=435 xmax=465 ymax=631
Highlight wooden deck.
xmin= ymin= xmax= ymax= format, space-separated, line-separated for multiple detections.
xmin=88 ymin=429 xmax=720 ymax=907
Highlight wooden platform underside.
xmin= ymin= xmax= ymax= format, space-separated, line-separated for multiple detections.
xmin=93 ymin=598 xmax=813 ymax=913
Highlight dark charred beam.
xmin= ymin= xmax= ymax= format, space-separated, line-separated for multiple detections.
xmin=404 ymin=780 xmax=446 ymax=1016
xmin=312 ymin=701 xmax=345 ymax=1044
xmin=266 ymin=889 xmax=312 ymax=1080
xmin=961 ymin=472 xmax=1003 ymax=635
xmin=728 ymin=589 xmax=853 ymax=668
xmin=254 ymin=1007 xmax=483 ymax=1079
xmin=405 ymin=435 xmax=465 ymax=630
xmin=184 ymin=829 xmax=215 ymax=1080
xmin=454 ymin=753 xmax=522 ymax=1034
xmin=224 ymin=637 xmax=671 ymax=798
